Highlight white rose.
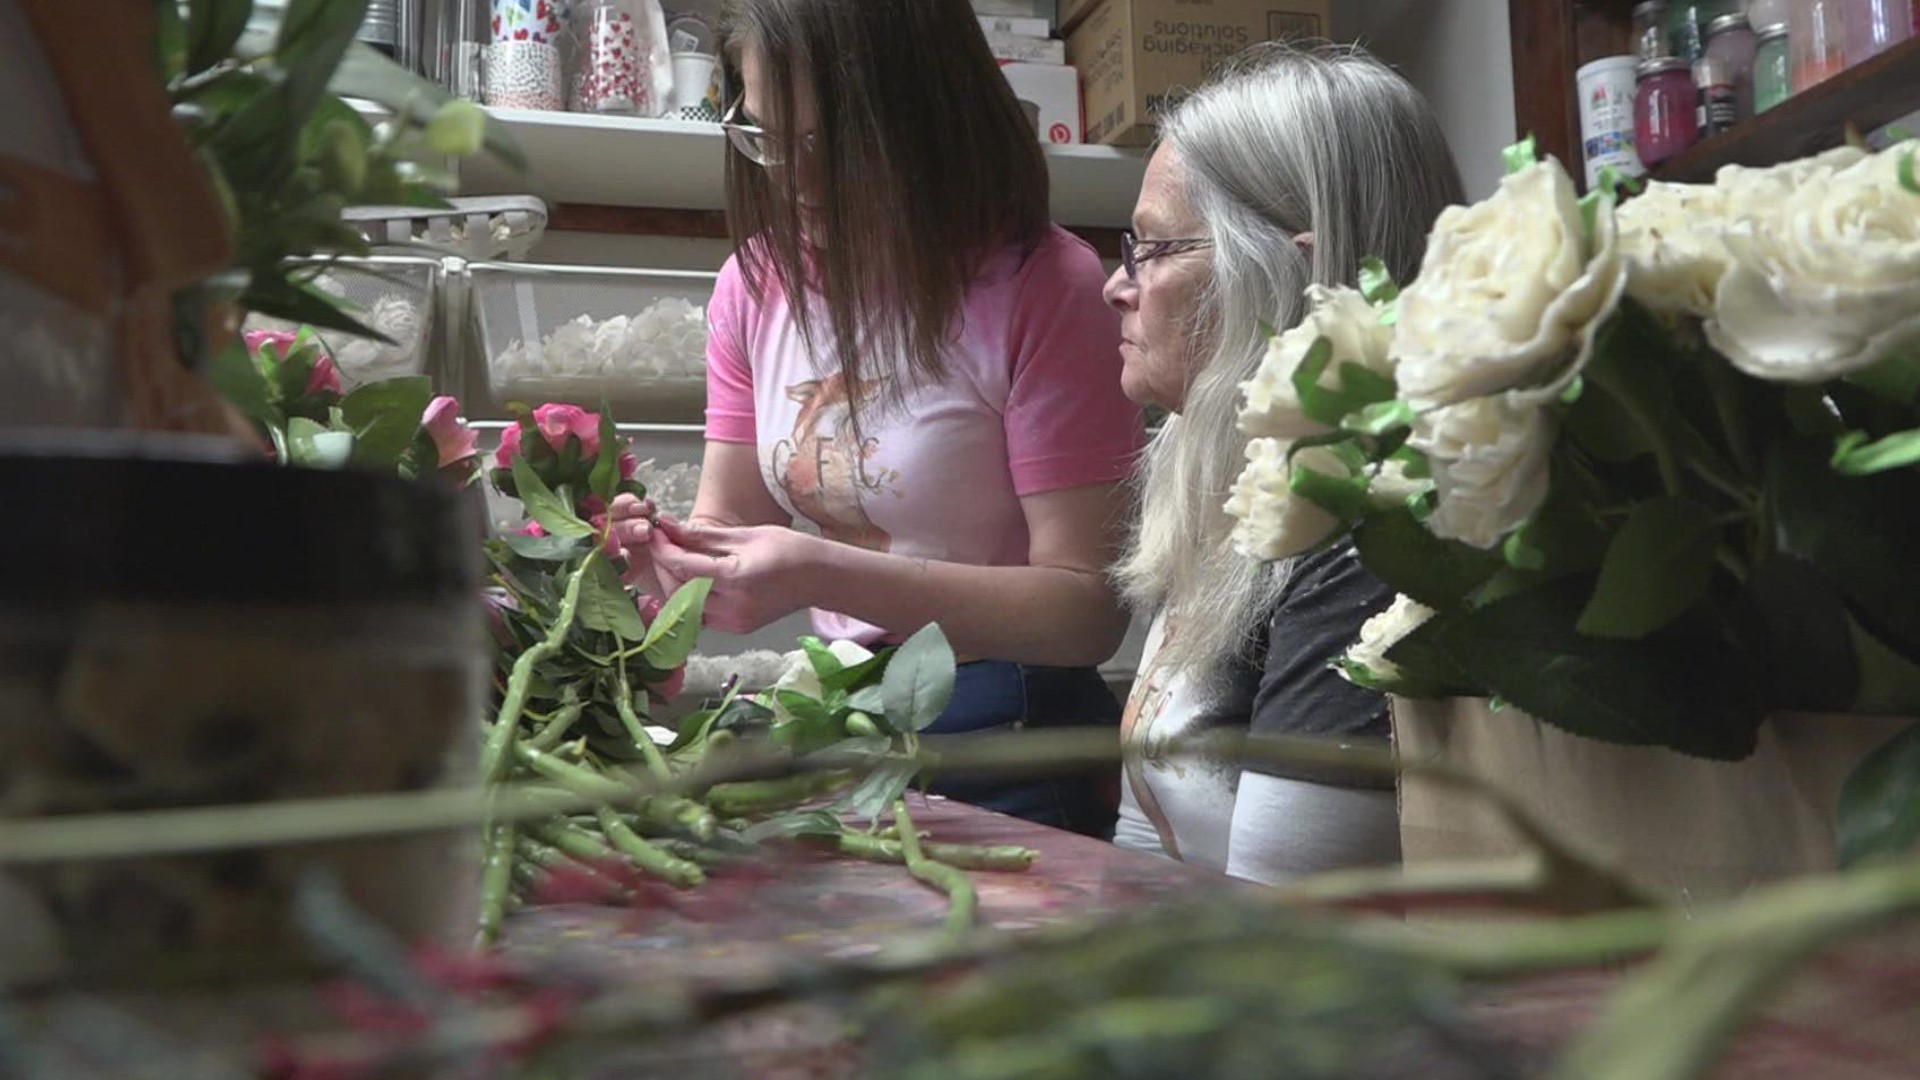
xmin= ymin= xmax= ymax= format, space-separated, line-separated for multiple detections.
xmin=1239 ymin=285 xmax=1394 ymax=439
xmin=1707 ymin=144 xmax=1920 ymax=382
xmin=1367 ymin=456 xmax=1432 ymax=509
xmin=1394 ymin=159 xmax=1626 ymax=408
xmin=1411 ymin=394 xmax=1556 ymax=550
xmin=1224 ymin=440 xmax=1348 ymax=561
xmin=1714 ymin=145 xmax=1870 ymax=197
xmin=1342 ymin=594 xmax=1437 ymax=686
xmin=1615 ymin=180 xmax=1732 ymax=317
xmin=771 ymin=639 xmax=876 ymax=702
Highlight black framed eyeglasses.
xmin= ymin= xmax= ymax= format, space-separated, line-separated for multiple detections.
xmin=720 ymin=97 xmax=817 ymax=168
xmin=1121 ymin=229 xmax=1212 ymax=280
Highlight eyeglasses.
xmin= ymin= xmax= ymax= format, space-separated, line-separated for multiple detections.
xmin=720 ymin=97 xmax=818 ymax=168
xmin=1120 ymin=229 xmax=1212 ymax=280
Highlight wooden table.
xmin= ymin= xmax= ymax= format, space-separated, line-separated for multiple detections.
xmin=501 ymin=796 xmax=1232 ymax=1078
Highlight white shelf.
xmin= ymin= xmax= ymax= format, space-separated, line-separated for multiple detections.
xmin=461 ymin=107 xmax=1145 ymax=228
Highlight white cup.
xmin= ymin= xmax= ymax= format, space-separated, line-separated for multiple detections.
xmin=670 ymin=52 xmax=717 ymax=113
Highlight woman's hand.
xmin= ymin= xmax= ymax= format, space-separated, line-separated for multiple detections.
xmin=648 ymin=517 xmax=824 ymax=634
xmin=606 ymin=494 xmax=667 ymax=595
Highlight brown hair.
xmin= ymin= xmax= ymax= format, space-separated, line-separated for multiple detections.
xmin=723 ymin=0 xmax=1050 ymax=412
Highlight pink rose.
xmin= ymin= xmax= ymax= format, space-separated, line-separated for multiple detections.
xmin=244 ymin=329 xmax=300 ymax=359
xmin=420 ymin=396 xmax=479 ymax=469
xmin=648 ymin=665 xmax=686 ymax=703
xmin=531 ymin=403 xmax=599 ymax=459
xmin=304 ymin=355 xmax=342 ymax=397
xmin=618 ymin=451 xmax=638 ymax=481
xmin=494 ymin=422 xmax=523 ymax=470
xmin=517 ymin=520 xmax=547 ymax=538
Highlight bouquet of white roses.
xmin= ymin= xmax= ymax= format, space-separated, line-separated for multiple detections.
xmin=1225 ymin=139 xmax=1920 ymax=816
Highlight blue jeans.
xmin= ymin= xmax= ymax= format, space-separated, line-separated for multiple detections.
xmin=921 ymin=661 xmax=1120 ymax=838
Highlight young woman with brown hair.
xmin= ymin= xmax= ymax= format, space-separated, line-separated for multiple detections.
xmin=611 ymin=0 xmax=1144 ymax=836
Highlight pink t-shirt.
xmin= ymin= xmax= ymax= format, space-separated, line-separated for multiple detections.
xmin=705 ymin=225 xmax=1143 ymax=645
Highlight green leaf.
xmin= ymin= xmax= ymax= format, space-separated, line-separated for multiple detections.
xmin=1343 ymin=400 xmax=1415 ymax=437
xmin=1351 ymin=508 xmax=1503 ymax=610
xmin=340 ymin=375 xmax=432 ymax=469
xmin=576 ymin=556 xmax=646 ymax=641
xmin=1900 ymin=148 xmax=1919 ymax=195
xmin=771 ymin=693 xmax=847 ymax=757
xmin=641 ymin=578 xmax=714 ymax=670
xmin=1564 ymin=378 xmax=1654 ymax=463
xmin=504 ymin=532 xmax=590 ymax=562
xmin=1770 ymin=441 xmax=1920 ymax=662
xmin=839 ymin=756 xmax=920 ymax=822
xmin=511 ymin=457 xmax=593 ymax=540
xmin=740 ymin=810 xmax=844 ymax=844
xmin=1576 ymin=497 xmax=1722 ymax=640
xmin=882 ymin=624 xmax=958 ymax=733
xmin=275 ymin=0 xmax=369 ymax=134
xmin=286 ymin=417 xmax=353 ymax=469
xmin=1356 ymin=258 xmax=1399 ymax=306
xmin=425 ymin=100 xmax=488 ymax=157
xmin=774 ymin=690 xmax=837 ymax=727
xmin=1289 ymin=458 xmax=1372 ymax=523
xmin=1430 ymin=575 xmax=1765 ymax=760
xmin=823 ymin=648 xmax=895 ymax=694
xmin=206 ymin=338 xmax=278 ymax=428
xmin=330 ymin=43 xmax=528 ymax=172
xmin=1837 ymin=722 xmax=1920 ymax=868
xmin=711 ymin=697 xmax=776 ymax=737
xmin=187 ymin=0 xmax=254 ymax=76
xmin=157 ymin=0 xmax=189 ymax=82
xmin=1845 ymin=353 xmax=1920 ymax=405
xmin=1734 ymin=558 xmax=1858 ymax=713
xmin=845 ymin=685 xmax=887 ymax=714
xmin=589 ymin=412 xmax=622 ymax=502
xmin=1850 ymin=617 xmax=1920 ymax=716
xmin=1831 ymin=428 xmax=1920 ymax=477
xmin=1503 ymin=135 xmax=1539 ymax=174
xmin=799 ymin=636 xmax=843 ymax=680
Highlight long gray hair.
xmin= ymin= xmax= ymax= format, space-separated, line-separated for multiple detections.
xmin=1116 ymin=42 xmax=1466 ymax=691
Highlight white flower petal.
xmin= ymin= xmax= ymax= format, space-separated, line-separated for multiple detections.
xmin=1412 ymin=395 xmax=1556 ymax=550
xmin=1224 ymin=439 xmax=1347 ymax=561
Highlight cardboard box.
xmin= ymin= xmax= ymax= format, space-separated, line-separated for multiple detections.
xmin=972 ymin=0 xmax=1058 ymax=21
xmin=987 ymin=31 xmax=1068 ymax=63
xmin=1059 ymin=0 xmax=1102 ymax=32
xmin=978 ymin=14 xmax=1053 ymax=38
xmin=1000 ymin=61 xmax=1083 ymax=145
xmin=1067 ymin=0 xmax=1333 ymax=146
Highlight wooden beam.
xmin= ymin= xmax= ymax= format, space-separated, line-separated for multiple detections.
xmin=1508 ymin=0 xmax=1580 ymax=173
xmin=548 ymin=204 xmax=1125 ymax=261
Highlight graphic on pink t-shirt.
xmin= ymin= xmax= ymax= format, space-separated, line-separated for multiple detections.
xmin=770 ymin=372 xmax=898 ymax=553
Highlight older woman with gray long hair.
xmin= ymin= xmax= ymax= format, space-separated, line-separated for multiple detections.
xmin=1103 ymin=43 xmax=1465 ymax=883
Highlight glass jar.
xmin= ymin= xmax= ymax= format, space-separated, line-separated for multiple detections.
xmin=1844 ymin=0 xmax=1914 ymax=63
xmin=1749 ymin=0 xmax=1794 ymax=27
xmin=1666 ymin=0 xmax=1738 ymax=59
xmin=1637 ymin=57 xmax=1702 ymax=166
xmin=573 ymin=0 xmax=643 ymax=114
xmin=1755 ymin=22 xmax=1795 ymax=111
xmin=1635 ymin=0 xmax=1672 ymax=59
xmin=0 ymin=434 xmax=484 ymax=988
xmin=1792 ymin=0 xmax=1848 ymax=89
xmin=1705 ymin=13 xmax=1758 ymax=118
xmin=1694 ymin=57 xmax=1740 ymax=135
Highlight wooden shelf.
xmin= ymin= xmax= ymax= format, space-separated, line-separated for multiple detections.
xmin=1652 ymin=35 xmax=1920 ymax=182
xmin=458 ymin=107 xmax=1147 ymax=229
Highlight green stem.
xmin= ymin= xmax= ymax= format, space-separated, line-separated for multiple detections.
xmin=636 ymin=796 xmax=717 ymax=843
xmin=705 ymin=771 xmax=853 ymax=818
xmin=514 ymin=744 xmax=630 ymax=803
xmin=482 ymin=551 xmax=600 ymax=787
xmin=529 ymin=821 xmax=624 ymax=871
xmin=474 ymin=823 xmax=517 ymax=949
xmin=893 ymin=800 xmax=976 ymax=936
xmin=834 ymin=832 xmax=1038 ymax=872
xmin=614 ymin=659 xmax=673 ymax=782
xmin=596 ymin=807 xmax=704 ymax=887
xmin=526 ymin=690 xmax=586 ymax=753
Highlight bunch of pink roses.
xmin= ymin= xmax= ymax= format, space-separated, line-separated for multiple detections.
xmin=244 ymin=329 xmax=341 ymax=423
xmin=489 ymin=403 xmax=642 ymax=523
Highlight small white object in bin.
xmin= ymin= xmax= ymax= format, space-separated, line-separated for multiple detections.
xmin=345 ymin=197 xmax=551 ymax=261
xmin=1000 ymin=61 xmax=1082 ymax=145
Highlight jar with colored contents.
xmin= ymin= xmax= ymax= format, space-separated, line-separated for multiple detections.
xmin=1665 ymin=0 xmax=1738 ymax=60
xmin=1755 ymin=23 xmax=1793 ymax=112
xmin=1636 ymin=56 xmax=1700 ymax=167
xmin=1705 ymin=13 xmax=1758 ymax=119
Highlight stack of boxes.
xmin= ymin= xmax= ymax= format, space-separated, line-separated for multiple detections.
xmin=974 ymin=2 xmax=1084 ymax=145
xmin=973 ymin=0 xmax=1334 ymax=147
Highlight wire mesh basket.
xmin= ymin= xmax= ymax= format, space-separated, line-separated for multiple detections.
xmin=343 ymin=196 xmax=550 ymax=261
xmin=240 ymin=256 xmax=442 ymax=391
xmin=467 ymin=262 xmax=715 ymax=423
